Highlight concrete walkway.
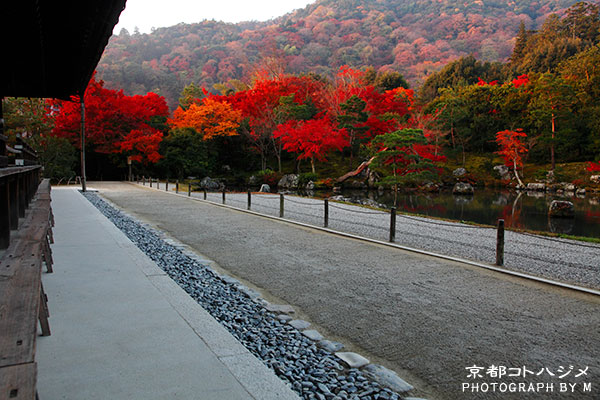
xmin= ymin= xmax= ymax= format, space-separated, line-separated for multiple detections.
xmin=36 ymin=187 xmax=299 ymax=400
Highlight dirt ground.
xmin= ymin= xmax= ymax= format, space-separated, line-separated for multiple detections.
xmin=92 ymin=182 xmax=600 ymax=400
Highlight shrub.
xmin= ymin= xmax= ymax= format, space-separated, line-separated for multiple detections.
xmin=298 ymin=172 xmax=318 ymax=187
xmin=256 ymin=169 xmax=282 ymax=186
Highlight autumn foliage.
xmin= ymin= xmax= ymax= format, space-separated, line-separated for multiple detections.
xmin=274 ymin=113 xmax=349 ymax=172
xmin=586 ymin=161 xmax=600 ymax=172
xmin=49 ymin=75 xmax=169 ymax=164
xmin=169 ymin=96 xmax=242 ymax=140
xmin=495 ymin=129 xmax=528 ymax=186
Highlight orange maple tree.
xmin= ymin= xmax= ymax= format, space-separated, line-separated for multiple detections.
xmin=169 ymin=96 xmax=242 ymax=140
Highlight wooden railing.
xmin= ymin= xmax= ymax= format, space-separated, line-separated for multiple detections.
xmin=0 ymin=177 xmax=54 ymax=400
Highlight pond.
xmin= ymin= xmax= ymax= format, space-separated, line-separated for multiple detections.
xmin=309 ymin=188 xmax=600 ymax=239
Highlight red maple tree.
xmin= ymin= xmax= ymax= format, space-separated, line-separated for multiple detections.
xmin=273 ymin=113 xmax=349 ymax=173
xmin=495 ymin=129 xmax=528 ymax=186
xmin=225 ymin=75 xmax=327 ymax=171
xmin=586 ymin=161 xmax=600 ymax=172
xmin=49 ymin=75 xmax=169 ymax=164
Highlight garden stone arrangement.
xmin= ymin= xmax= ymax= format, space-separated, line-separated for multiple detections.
xmin=82 ymin=191 xmax=419 ymax=400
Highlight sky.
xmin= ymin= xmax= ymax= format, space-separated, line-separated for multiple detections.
xmin=114 ymin=0 xmax=316 ymax=34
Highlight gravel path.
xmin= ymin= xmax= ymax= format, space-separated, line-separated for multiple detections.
xmin=93 ymin=182 xmax=600 ymax=400
xmin=171 ymin=186 xmax=599 ymax=291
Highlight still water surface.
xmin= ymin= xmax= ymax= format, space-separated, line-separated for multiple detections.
xmin=319 ymin=188 xmax=600 ymax=238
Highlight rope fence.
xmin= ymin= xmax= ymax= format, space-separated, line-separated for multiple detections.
xmin=136 ymin=179 xmax=600 ymax=268
xmin=328 ymin=202 xmax=389 ymax=215
xmin=399 ymin=213 xmax=490 ymax=229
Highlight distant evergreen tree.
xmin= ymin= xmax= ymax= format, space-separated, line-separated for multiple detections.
xmin=419 ymin=56 xmax=504 ymax=102
xmin=510 ymin=21 xmax=531 ymax=64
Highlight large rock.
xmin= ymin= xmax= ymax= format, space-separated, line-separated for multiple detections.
xmin=278 ymin=174 xmax=299 ymax=189
xmin=343 ymin=179 xmax=367 ymax=189
xmin=362 ymin=364 xmax=414 ymax=393
xmin=526 ymin=183 xmax=546 ymax=192
xmin=318 ymin=340 xmax=344 ymax=353
xmin=265 ymin=303 xmax=295 ymax=314
xmin=367 ymin=168 xmax=380 ymax=188
xmin=302 ymin=330 xmax=324 ymax=341
xmin=288 ymin=319 xmax=311 ymax=330
xmin=493 ymin=165 xmax=511 ymax=180
xmin=453 ymin=182 xmax=474 ymax=195
xmin=335 ymin=352 xmax=370 ymax=368
xmin=548 ymin=217 xmax=574 ymax=234
xmin=199 ymin=176 xmax=223 ymax=190
xmin=305 ymin=181 xmax=315 ymax=190
xmin=453 ymin=167 xmax=467 ymax=177
xmin=247 ymin=175 xmax=259 ymax=185
xmin=548 ymin=200 xmax=575 ymax=218
xmin=259 ymin=184 xmax=270 ymax=193
xmin=422 ymin=181 xmax=441 ymax=192
xmin=561 ymin=182 xmax=576 ymax=192
xmin=591 ymin=175 xmax=600 ymax=184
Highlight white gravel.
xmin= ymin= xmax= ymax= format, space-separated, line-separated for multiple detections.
xmin=181 ymin=188 xmax=600 ymax=291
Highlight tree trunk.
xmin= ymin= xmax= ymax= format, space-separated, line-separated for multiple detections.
xmin=311 ymin=158 xmax=315 ymax=174
xmin=550 ymin=113 xmax=556 ymax=171
xmin=513 ymin=157 xmax=524 ymax=187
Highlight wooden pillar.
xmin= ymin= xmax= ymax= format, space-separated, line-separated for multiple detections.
xmin=8 ymin=178 xmax=19 ymax=230
xmin=496 ymin=219 xmax=505 ymax=266
xmin=18 ymin=174 xmax=26 ymax=218
xmin=279 ymin=194 xmax=284 ymax=218
xmin=80 ymin=98 xmax=87 ymax=192
xmin=0 ymin=180 xmax=10 ymax=249
xmin=389 ymin=207 xmax=397 ymax=243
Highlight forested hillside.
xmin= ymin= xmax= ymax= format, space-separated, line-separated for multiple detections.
xmin=97 ymin=0 xmax=575 ymax=107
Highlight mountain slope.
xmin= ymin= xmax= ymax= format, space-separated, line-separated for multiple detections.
xmin=97 ymin=0 xmax=575 ymax=107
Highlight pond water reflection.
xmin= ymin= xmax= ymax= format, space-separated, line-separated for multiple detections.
xmin=314 ymin=188 xmax=600 ymax=238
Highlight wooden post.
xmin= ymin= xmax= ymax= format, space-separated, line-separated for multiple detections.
xmin=280 ymin=193 xmax=284 ymax=218
xmin=80 ymin=99 xmax=87 ymax=192
xmin=127 ymin=157 xmax=132 ymax=182
xmin=8 ymin=178 xmax=18 ymax=230
xmin=143 ymin=176 xmax=145 ymax=185
xmin=247 ymin=189 xmax=251 ymax=210
xmin=222 ymin=188 xmax=226 ymax=204
xmin=18 ymin=175 xmax=26 ymax=217
xmin=165 ymin=179 xmax=169 ymax=192
xmin=176 ymin=180 xmax=179 ymax=194
xmin=389 ymin=207 xmax=396 ymax=243
xmin=324 ymin=199 xmax=329 ymax=228
xmin=496 ymin=219 xmax=505 ymax=266
xmin=0 ymin=180 xmax=10 ymax=249
xmin=150 ymin=178 xmax=152 ymax=188
xmin=203 ymin=189 xmax=207 ymax=200
xmin=188 ymin=183 xmax=191 ymax=197
xmin=39 ymin=283 xmax=51 ymax=336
